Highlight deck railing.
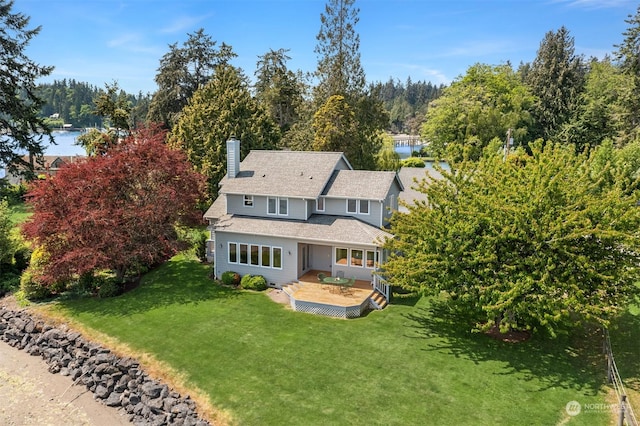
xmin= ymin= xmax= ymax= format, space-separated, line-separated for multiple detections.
xmin=372 ymin=274 xmax=390 ymax=302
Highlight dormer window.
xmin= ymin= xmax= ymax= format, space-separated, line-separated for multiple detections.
xmin=244 ymin=195 xmax=254 ymax=207
xmin=268 ymin=197 xmax=288 ymax=216
xmin=346 ymin=199 xmax=369 ymax=215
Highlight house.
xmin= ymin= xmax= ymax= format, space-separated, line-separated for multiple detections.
xmin=4 ymin=155 xmax=84 ymax=185
xmin=204 ymin=138 xmax=437 ymax=315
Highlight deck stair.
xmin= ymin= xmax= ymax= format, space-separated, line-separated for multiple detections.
xmin=282 ymin=281 xmax=303 ymax=297
xmin=370 ymin=290 xmax=388 ymax=310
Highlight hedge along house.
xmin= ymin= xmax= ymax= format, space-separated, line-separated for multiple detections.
xmin=204 ymin=138 xmax=404 ymax=305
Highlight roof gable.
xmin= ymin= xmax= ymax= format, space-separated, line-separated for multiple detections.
xmin=322 ymin=170 xmax=403 ymax=200
xmin=219 ymin=150 xmax=351 ymax=198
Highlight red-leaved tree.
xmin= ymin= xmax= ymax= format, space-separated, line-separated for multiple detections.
xmin=22 ymin=127 xmax=206 ymax=285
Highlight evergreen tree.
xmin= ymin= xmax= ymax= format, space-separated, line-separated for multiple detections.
xmin=524 ymin=26 xmax=585 ymax=142
xmin=0 ymin=0 xmax=53 ymax=177
xmin=169 ymin=64 xmax=280 ymax=199
xmin=254 ymin=48 xmax=303 ymax=134
xmin=314 ymin=0 xmax=365 ymax=102
xmin=147 ymin=29 xmax=235 ymax=129
xmin=312 ymin=0 xmax=388 ymax=169
xmin=614 ymin=5 xmax=640 ymax=143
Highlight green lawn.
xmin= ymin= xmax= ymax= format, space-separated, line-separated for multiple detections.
xmin=49 ymin=253 xmax=613 ymax=425
xmin=8 ymin=202 xmax=31 ymax=225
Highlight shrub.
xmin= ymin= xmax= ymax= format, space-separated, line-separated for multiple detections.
xmin=240 ymin=274 xmax=267 ymax=291
xmin=0 ymin=272 xmax=20 ymax=296
xmin=221 ymin=271 xmax=240 ymax=286
xmin=97 ymin=276 xmax=121 ymax=298
xmin=19 ymin=269 xmax=53 ymax=300
xmin=401 ymin=157 xmax=426 ymax=168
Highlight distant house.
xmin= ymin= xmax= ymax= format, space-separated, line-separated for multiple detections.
xmin=4 ymin=155 xmax=84 ymax=185
xmin=204 ymin=139 xmax=435 ymax=309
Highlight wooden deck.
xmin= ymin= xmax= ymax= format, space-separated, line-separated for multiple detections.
xmin=284 ymin=271 xmax=374 ymax=318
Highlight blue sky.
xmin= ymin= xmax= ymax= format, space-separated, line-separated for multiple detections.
xmin=17 ymin=0 xmax=640 ymax=94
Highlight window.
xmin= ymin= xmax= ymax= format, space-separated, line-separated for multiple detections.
xmin=228 ymin=242 xmax=238 ymax=263
xmin=268 ymin=197 xmax=276 ymax=214
xmin=239 ymin=244 xmax=248 ymax=264
xmin=347 ymin=199 xmax=357 ymax=214
xmin=316 ymin=197 xmax=325 ymax=212
xmin=366 ymin=250 xmax=377 ymax=268
xmin=243 ymin=195 xmax=254 ymax=207
xmin=268 ymin=197 xmax=288 ymax=215
xmin=347 ymin=199 xmax=369 ymax=214
xmin=279 ymin=198 xmax=288 ymax=215
xmin=250 ymin=245 xmax=259 ymax=265
xmin=351 ymin=249 xmax=363 ymax=267
xmin=272 ymin=247 xmax=282 ymax=269
xmin=335 ymin=247 xmax=348 ymax=265
xmin=261 ymin=246 xmax=271 ymax=267
xmin=359 ymin=200 xmax=369 ymax=214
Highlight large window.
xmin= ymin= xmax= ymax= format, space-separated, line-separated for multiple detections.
xmin=335 ymin=247 xmax=348 ymax=265
xmin=268 ymin=197 xmax=288 ymax=216
xmin=239 ymin=243 xmax=248 ymax=264
xmin=346 ymin=199 xmax=369 ymax=215
xmin=366 ymin=250 xmax=377 ymax=268
xmin=334 ymin=247 xmax=377 ymax=268
xmin=351 ymin=249 xmax=363 ymax=267
xmin=250 ymin=244 xmax=259 ymax=265
xmin=228 ymin=242 xmax=238 ymax=263
xmin=229 ymin=242 xmax=282 ymax=270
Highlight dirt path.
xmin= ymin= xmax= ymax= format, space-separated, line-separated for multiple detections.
xmin=0 ymin=339 xmax=130 ymax=426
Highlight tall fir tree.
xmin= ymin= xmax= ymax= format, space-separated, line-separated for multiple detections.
xmin=524 ymin=26 xmax=585 ymax=142
xmin=614 ymin=5 xmax=640 ymax=143
xmin=169 ymin=64 xmax=280 ymax=199
xmin=0 ymin=0 xmax=53 ymax=177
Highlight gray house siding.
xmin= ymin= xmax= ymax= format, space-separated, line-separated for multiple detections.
xmin=214 ymin=231 xmax=299 ymax=286
xmin=320 ymin=197 xmax=384 ymax=228
xmin=226 ymin=194 xmax=308 ymax=220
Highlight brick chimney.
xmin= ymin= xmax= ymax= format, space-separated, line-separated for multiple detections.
xmin=226 ymin=137 xmax=240 ymax=178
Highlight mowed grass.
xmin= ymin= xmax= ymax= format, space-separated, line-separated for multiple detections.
xmin=48 ymin=253 xmax=613 ymax=425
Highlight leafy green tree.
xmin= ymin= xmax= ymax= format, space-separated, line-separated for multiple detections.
xmin=375 ymin=132 xmax=401 ymax=171
xmin=614 ymin=5 xmax=640 ymax=143
xmin=524 ymin=26 xmax=585 ymax=142
xmin=422 ymin=63 xmax=534 ymax=161
xmin=313 ymin=94 xmax=358 ymax=152
xmin=0 ymin=200 xmax=14 ymax=266
xmin=254 ymin=48 xmax=303 ymax=134
xmin=94 ymin=82 xmax=132 ymax=138
xmin=559 ymin=58 xmax=630 ymax=150
xmin=76 ymin=128 xmax=114 ymax=156
xmin=383 ymin=142 xmax=640 ymax=336
xmin=148 ymin=29 xmax=235 ymax=129
xmin=170 ymin=64 xmax=280 ymax=199
xmin=0 ymin=0 xmax=53 ymax=177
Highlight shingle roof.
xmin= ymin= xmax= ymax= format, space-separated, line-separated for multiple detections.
xmin=214 ymin=214 xmax=392 ymax=247
xmin=397 ymin=166 xmax=443 ymax=211
xmin=322 ymin=170 xmax=402 ymax=200
xmin=219 ymin=150 xmax=349 ymax=198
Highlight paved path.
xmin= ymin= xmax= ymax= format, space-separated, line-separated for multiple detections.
xmin=0 ymin=339 xmax=130 ymax=426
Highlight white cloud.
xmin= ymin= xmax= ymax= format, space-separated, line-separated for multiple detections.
xmin=160 ymin=15 xmax=211 ymax=34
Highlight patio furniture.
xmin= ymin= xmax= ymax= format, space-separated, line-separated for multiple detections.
xmin=317 ymin=273 xmax=327 ymax=282
xmin=321 ymin=276 xmax=354 ymax=294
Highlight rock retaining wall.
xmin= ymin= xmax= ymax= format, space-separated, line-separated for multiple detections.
xmin=0 ymin=306 xmax=210 ymax=426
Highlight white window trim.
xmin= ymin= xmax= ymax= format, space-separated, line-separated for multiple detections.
xmin=316 ymin=197 xmax=325 ymax=212
xmin=243 ymin=195 xmax=254 ymax=207
xmin=228 ymin=242 xmax=238 ymax=264
xmin=346 ymin=198 xmax=370 ymax=215
xmin=268 ymin=196 xmax=289 ymax=216
xmin=272 ymin=247 xmax=283 ymax=270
